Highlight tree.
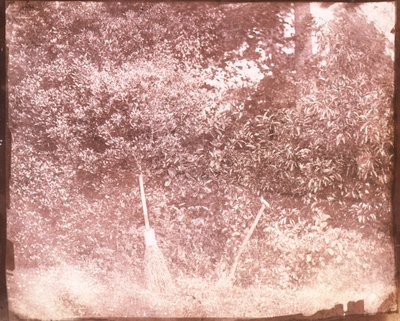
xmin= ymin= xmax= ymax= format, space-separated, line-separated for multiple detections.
xmin=6 ymin=2 xmax=393 ymax=278
xmin=294 ymin=3 xmax=313 ymax=75
xmin=7 ymin=2 xmax=295 ymax=269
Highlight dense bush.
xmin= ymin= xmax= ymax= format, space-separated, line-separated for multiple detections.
xmin=7 ymin=1 xmax=393 ymax=291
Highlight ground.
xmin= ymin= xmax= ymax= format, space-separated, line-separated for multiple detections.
xmin=7 ymin=192 xmax=396 ymax=319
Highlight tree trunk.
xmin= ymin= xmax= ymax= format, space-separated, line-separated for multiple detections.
xmin=294 ymin=2 xmax=312 ymax=75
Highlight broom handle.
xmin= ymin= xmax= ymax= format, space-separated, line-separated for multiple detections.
xmin=139 ymin=174 xmax=150 ymax=230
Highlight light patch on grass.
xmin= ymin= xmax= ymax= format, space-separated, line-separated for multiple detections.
xmin=8 ymin=264 xmax=108 ymax=319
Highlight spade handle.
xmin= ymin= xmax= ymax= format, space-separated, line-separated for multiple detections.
xmin=139 ymin=174 xmax=150 ymax=230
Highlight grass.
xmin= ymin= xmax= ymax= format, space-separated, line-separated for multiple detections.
xmin=7 ymin=220 xmax=395 ymax=319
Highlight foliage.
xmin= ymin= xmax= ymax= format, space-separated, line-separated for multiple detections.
xmin=6 ymin=2 xmax=395 ymax=317
xmin=7 ymin=1 xmax=295 ymax=267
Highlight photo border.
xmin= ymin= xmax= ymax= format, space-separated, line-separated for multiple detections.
xmin=1 ymin=1 xmax=399 ymax=320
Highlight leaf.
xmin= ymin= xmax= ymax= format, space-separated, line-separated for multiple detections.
xmin=168 ymin=168 xmax=176 ymax=178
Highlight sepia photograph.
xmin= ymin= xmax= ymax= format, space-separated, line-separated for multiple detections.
xmin=5 ymin=1 xmax=397 ymax=319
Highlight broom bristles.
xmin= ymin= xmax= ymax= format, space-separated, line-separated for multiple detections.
xmin=144 ymin=244 xmax=174 ymax=293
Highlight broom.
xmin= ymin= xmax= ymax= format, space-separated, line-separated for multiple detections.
xmin=139 ymin=173 xmax=174 ymax=293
